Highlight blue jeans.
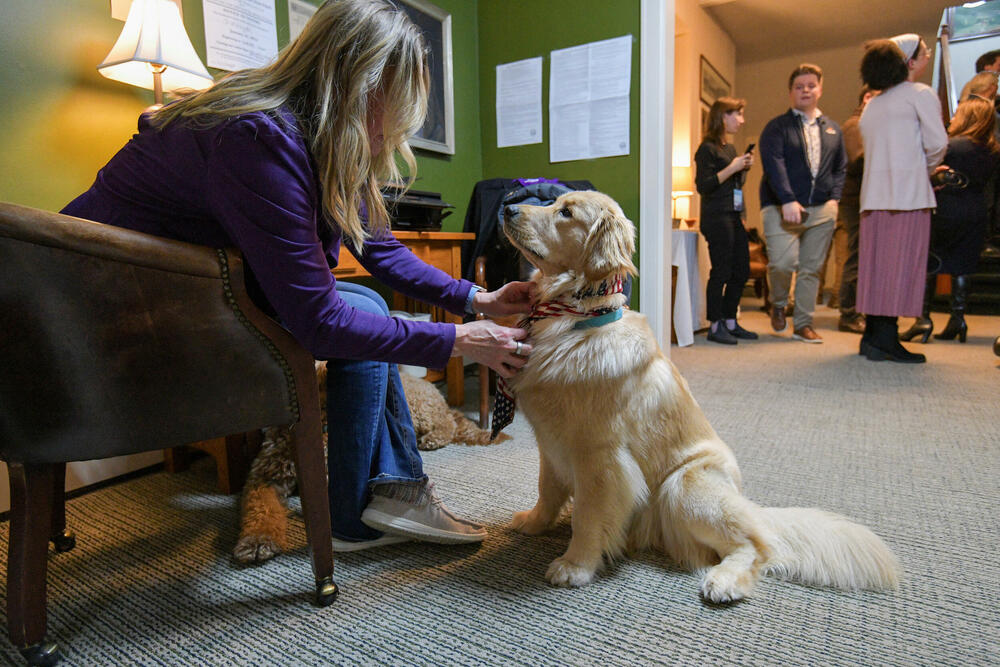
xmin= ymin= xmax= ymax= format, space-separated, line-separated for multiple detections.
xmin=324 ymin=282 xmax=426 ymax=541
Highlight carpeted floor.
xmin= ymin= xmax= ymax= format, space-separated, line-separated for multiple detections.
xmin=2 ymin=301 xmax=998 ymax=666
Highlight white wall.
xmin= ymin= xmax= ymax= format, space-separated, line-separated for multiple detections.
xmin=673 ymin=0 xmax=736 ymax=222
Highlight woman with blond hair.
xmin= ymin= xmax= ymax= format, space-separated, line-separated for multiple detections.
xmin=694 ymin=97 xmax=756 ymax=344
xmin=62 ymin=0 xmax=534 ymax=550
xmin=901 ymin=96 xmax=1000 ymax=343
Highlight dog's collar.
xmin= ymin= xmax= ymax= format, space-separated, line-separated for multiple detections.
xmin=572 ymin=274 xmax=625 ymax=300
xmin=573 ymin=308 xmax=622 ymax=330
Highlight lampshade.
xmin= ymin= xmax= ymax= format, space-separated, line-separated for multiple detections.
xmin=671 ymin=165 xmax=694 ymax=197
xmin=98 ymin=0 xmax=213 ymax=99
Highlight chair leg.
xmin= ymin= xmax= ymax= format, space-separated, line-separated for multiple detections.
xmin=7 ymin=463 xmax=64 ymax=665
xmin=288 ymin=421 xmax=337 ymax=607
xmin=478 ymin=362 xmax=490 ymax=429
xmin=49 ymin=463 xmax=75 ymax=553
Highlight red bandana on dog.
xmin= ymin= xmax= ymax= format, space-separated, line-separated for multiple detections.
xmin=491 ymin=275 xmax=625 ymax=440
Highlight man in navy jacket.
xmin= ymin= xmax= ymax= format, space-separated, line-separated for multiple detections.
xmin=759 ymin=63 xmax=847 ymax=343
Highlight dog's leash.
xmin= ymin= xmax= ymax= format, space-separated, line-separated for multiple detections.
xmin=490 ymin=275 xmax=626 ymax=440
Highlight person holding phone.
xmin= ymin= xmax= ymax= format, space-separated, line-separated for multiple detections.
xmin=759 ymin=64 xmax=847 ymax=343
xmin=694 ymin=97 xmax=757 ymax=344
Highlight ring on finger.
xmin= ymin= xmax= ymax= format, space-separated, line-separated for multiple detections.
xmin=515 ymin=341 xmax=523 ymax=356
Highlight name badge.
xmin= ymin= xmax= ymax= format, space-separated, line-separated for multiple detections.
xmin=733 ymin=188 xmax=744 ymax=212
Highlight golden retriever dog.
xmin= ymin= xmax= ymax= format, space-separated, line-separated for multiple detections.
xmin=498 ymin=191 xmax=900 ymax=601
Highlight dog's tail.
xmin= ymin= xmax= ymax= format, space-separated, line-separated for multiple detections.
xmin=759 ymin=507 xmax=900 ymax=591
xmin=450 ymin=411 xmax=510 ymax=445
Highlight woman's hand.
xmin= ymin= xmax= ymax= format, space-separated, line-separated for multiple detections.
xmin=729 ymin=152 xmax=753 ymax=172
xmin=452 ymin=320 xmax=531 ymax=378
xmin=931 ymin=164 xmax=949 ymax=191
xmin=718 ymin=153 xmax=753 ymax=183
xmin=471 ymin=281 xmax=536 ymax=318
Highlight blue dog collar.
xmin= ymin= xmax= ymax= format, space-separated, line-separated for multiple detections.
xmin=573 ymin=308 xmax=623 ymax=330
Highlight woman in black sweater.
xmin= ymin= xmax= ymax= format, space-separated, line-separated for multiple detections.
xmin=695 ymin=97 xmax=756 ymax=344
xmin=900 ymin=95 xmax=1000 ymax=343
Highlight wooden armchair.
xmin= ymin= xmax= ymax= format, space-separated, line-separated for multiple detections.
xmin=0 ymin=203 xmax=336 ymax=665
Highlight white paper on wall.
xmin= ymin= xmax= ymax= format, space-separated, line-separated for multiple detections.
xmin=549 ymin=35 xmax=632 ymax=163
xmin=288 ymin=0 xmax=317 ymax=42
xmin=203 ymin=0 xmax=278 ymax=72
xmin=496 ymin=57 xmax=543 ymax=148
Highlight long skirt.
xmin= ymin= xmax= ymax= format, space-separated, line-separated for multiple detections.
xmin=856 ymin=209 xmax=931 ymax=317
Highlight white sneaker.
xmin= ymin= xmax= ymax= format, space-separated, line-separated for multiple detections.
xmin=361 ymin=482 xmax=487 ymax=544
xmin=331 ymin=533 xmax=411 ymax=552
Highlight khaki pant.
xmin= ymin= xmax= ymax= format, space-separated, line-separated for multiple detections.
xmin=762 ymin=201 xmax=837 ymax=330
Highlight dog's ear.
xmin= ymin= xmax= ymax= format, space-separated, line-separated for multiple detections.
xmin=582 ymin=207 xmax=637 ymax=280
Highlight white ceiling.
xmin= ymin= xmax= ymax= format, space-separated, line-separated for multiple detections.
xmin=701 ymin=0 xmax=964 ymax=64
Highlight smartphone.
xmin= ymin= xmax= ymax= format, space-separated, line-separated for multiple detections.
xmin=744 ymin=143 xmax=756 ymax=155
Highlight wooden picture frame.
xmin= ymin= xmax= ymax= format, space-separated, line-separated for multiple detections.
xmin=699 ymin=55 xmax=730 ymax=107
xmin=399 ymin=0 xmax=455 ymax=155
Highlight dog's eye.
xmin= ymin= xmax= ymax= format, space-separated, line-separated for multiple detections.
xmin=559 ymin=207 xmax=572 ymax=218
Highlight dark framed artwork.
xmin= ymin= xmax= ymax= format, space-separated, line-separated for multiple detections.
xmin=946 ymin=5 xmax=1000 ymax=42
xmin=700 ymin=103 xmax=710 ymax=139
xmin=699 ymin=55 xmax=730 ymax=107
xmin=399 ymin=0 xmax=455 ymax=154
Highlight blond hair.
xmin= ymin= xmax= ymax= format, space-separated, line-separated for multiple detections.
xmin=948 ymin=96 xmax=999 ymax=154
xmin=151 ymin=0 xmax=428 ymax=251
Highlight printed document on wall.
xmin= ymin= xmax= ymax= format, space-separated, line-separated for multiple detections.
xmin=549 ymin=35 xmax=632 ymax=163
xmin=496 ymin=57 xmax=543 ymax=148
xmin=203 ymin=0 xmax=278 ymax=72
xmin=288 ymin=0 xmax=317 ymax=42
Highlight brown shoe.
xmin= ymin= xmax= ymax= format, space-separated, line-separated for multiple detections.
xmin=792 ymin=325 xmax=823 ymax=343
xmin=770 ymin=306 xmax=787 ymax=332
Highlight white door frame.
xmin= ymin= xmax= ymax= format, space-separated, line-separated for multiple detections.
xmin=639 ymin=0 xmax=674 ymax=351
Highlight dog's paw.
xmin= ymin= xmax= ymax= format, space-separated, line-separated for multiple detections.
xmin=233 ymin=536 xmax=283 ymax=564
xmin=545 ymin=557 xmax=597 ymax=587
xmin=700 ymin=565 xmax=755 ymax=603
xmin=510 ymin=510 xmax=552 ymax=535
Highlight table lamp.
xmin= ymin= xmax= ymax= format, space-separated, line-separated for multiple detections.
xmin=98 ymin=0 xmax=214 ymax=106
xmin=671 ymin=165 xmax=694 ymax=228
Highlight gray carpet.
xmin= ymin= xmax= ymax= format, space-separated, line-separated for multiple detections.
xmin=2 ymin=302 xmax=998 ymax=666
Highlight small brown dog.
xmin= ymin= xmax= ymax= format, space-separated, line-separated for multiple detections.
xmin=233 ymin=362 xmax=506 ymax=563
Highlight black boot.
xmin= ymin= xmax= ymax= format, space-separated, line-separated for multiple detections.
xmin=934 ymin=275 xmax=969 ymax=342
xmin=866 ymin=316 xmax=926 ymax=363
xmin=899 ymin=273 xmax=936 ymax=343
xmin=859 ymin=314 xmax=876 ymax=356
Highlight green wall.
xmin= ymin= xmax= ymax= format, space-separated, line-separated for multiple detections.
xmin=1 ymin=0 xmax=639 ymax=246
xmin=477 ymin=0 xmax=642 ymax=227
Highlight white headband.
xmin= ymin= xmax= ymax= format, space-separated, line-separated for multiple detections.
xmin=890 ymin=33 xmax=921 ymax=62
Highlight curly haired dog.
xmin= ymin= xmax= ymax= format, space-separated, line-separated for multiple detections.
xmin=233 ymin=362 xmax=506 ymax=563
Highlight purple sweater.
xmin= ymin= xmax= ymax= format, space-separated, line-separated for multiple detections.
xmin=61 ymin=109 xmax=473 ymax=368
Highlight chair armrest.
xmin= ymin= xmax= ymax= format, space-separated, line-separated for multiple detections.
xmin=0 ymin=202 xmax=220 ymax=278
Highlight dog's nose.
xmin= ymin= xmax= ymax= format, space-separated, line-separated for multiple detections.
xmin=503 ymin=205 xmax=520 ymax=223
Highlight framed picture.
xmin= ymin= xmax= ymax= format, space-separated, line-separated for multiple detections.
xmin=699 ymin=56 xmax=730 ymax=107
xmin=700 ymin=103 xmax=710 ymax=139
xmin=946 ymin=5 xmax=1000 ymax=42
xmin=399 ymin=0 xmax=455 ymax=155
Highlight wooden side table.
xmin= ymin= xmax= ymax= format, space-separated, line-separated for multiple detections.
xmin=334 ymin=231 xmax=475 ymax=406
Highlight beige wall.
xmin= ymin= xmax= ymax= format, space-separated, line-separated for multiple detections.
xmin=673 ymin=0 xmax=736 ymax=222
